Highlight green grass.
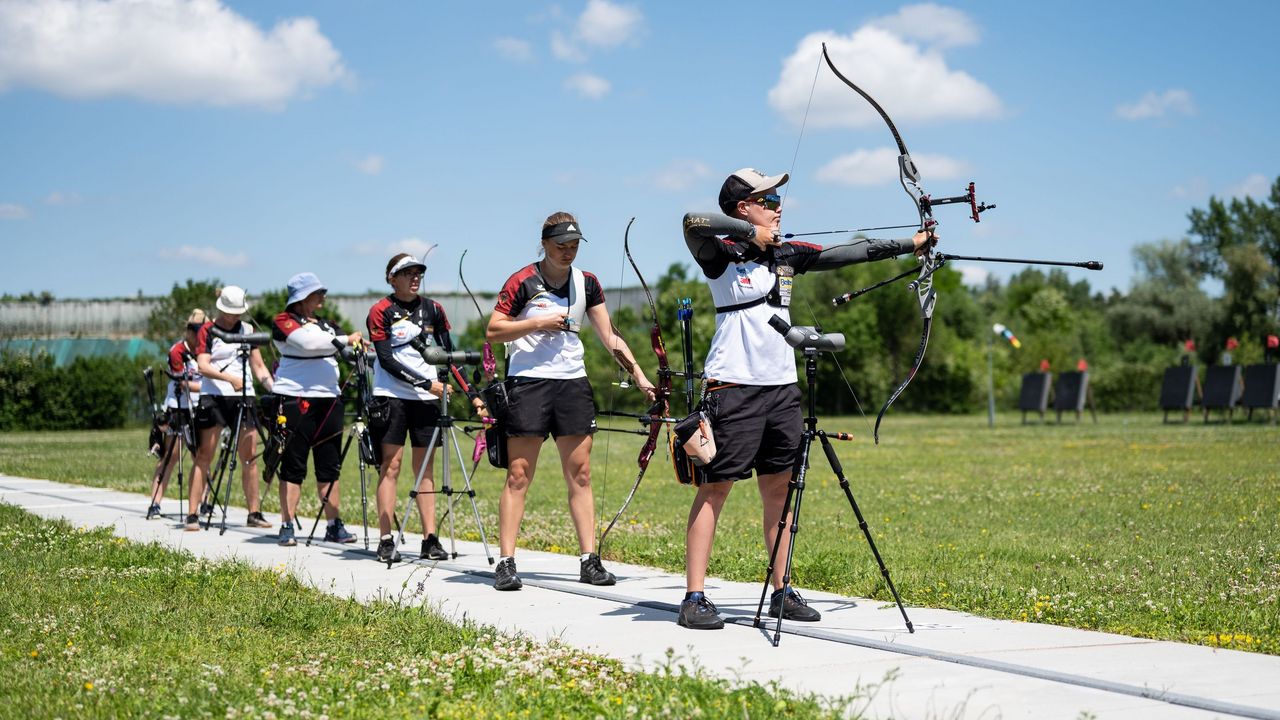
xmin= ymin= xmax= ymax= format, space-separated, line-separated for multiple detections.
xmin=0 ymin=504 xmax=857 ymax=719
xmin=2 ymin=412 xmax=1277 ymax=656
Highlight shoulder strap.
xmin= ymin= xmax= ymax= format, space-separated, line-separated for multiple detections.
xmin=567 ymin=267 xmax=586 ymax=326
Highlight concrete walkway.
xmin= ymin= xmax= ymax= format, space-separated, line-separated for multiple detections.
xmin=3 ymin=474 xmax=1278 ymax=720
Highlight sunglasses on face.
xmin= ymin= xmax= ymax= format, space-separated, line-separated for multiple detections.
xmin=748 ymin=194 xmax=782 ymax=211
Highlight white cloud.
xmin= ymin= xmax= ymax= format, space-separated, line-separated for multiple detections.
xmin=0 ymin=0 xmax=348 ymax=109
xmin=0 ymin=203 xmax=29 ymax=219
xmin=355 ymin=154 xmax=384 ymax=175
xmin=494 ymin=36 xmax=533 ymax=62
xmin=44 ymin=191 xmax=81 ymax=205
xmin=1116 ymin=89 xmax=1195 ymax=120
xmin=576 ymin=0 xmax=642 ymax=48
xmin=1225 ymin=173 xmax=1271 ymax=200
xmin=868 ymin=3 xmax=980 ymax=48
xmin=815 ymin=147 xmax=969 ymax=186
xmin=551 ymin=30 xmax=585 ymax=62
xmin=768 ymin=27 xmax=1002 ymax=128
xmin=653 ymin=160 xmax=711 ymax=191
xmin=353 ymin=238 xmax=438 ymax=261
xmin=957 ymin=264 xmax=989 ymax=287
xmin=564 ymin=72 xmax=610 ymax=100
xmin=159 ymin=244 xmax=248 ymax=267
xmin=1172 ymin=176 xmax=1209 ymax=200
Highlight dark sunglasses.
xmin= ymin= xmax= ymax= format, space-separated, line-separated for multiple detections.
xmin=748 ymin=194 xmax=782 ymax=211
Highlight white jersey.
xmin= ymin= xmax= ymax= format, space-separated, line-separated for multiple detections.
xmin=194 ymin=320 xmax=257 ymax=397
xmin=271 ymin=312 xmax=344 ymax=398
xmin=495 ymin=263 xmax=604 ymax=380
xmin=703 ymin=261 xmax=797 ymax=386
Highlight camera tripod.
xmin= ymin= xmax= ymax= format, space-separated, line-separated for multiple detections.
xmin=393 ymin=387 xmax=493 ymax=564
xmin=303 ymin=348 xmax=378 ymax=549
xmin=754 ymin=336 xmax=914 ymax=646
xmin=203 ymin=344 xmax=261 ymax=535
xmin=149 ymin=376 xmax=198 ymax=519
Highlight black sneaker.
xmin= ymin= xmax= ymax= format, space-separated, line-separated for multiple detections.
xmin=768 ymin=587 xmax=822 ymax=622
xmin=199 ymin=501 xmax=213 ymax=516
xmin=579 ymin=553 xmax=616 ymax=586
xmin=183 ymin=514 xmax=200 ymax=532
xmin=245 ymin=511 xmax=272 ymax=528
xmin=377 ymin=536 xmax=401 ymax=564
xmin=146 ymin=503 xmax=162 ymax=520
xmin=421 ymin=534 xmax=448 ymax=561
xmin=677 ymin=594 xmax=724 ymax=630
xmin=494 ymin=557 xmax=522 ymax=591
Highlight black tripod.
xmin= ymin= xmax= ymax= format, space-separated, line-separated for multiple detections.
xmin=203 ymin=343 xmax=260 ymax=535
xmin=394 ymin=387 xmax=493 ymax=564
xmin=304 ymin=346 xmax=377 ymax=548
xmin=755 ymin=317 xmax=913 ymax=645
xmin=149 ymin=372 xmax=198 ymax=518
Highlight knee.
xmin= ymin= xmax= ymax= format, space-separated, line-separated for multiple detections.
xmin=567 ymin=467 xmax=591 ymax=491
xmin=505 ymin=472 xmax=531 ymax=494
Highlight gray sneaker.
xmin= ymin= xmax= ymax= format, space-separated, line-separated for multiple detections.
xmin=677 ymin=594 xmax=724 ymax=630
xmin=768 ymin=587 xmax=821 ymax=622
xmin=278 ymin=523 xmax=296 ymax=547
xmin=494 ymin=557 xmax=522 ymax=591
xmin=246 ymin=511 xmax=272 ymax=528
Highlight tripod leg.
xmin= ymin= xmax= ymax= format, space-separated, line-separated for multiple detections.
xmin=756 ymin=430 xmax=811 ymax=646
xmin=821 ymin=431 xmax=913 ymax=633
xmin=306 ymin=428 xmax=355 ymax=546
xmin=395 ymin=425 xmax=442 ymax=549
xmin=216 ymin=405 xmax=252 ymax=536
xmin=447 ymin=426 xmax=494 ymax=563
xmin=204 ymin=426 xmax=235 ymax=530
xmin=355 ymin=422 xmax=371 ymax=545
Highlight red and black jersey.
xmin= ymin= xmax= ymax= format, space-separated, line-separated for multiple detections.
xmin=366 ymin=295 xmax=452 ymax=400
xmin=164 ymin=339 xmax=200 ymax=409
xmin=194 ymin=319 xmax=256 ymax=396
xmin=497 ymin=263 xmax=605 ymax=380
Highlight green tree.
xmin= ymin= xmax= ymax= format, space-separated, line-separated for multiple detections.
xmin=1187 ymin=176 xmax=1280 ymax=353
xmin=145 ymin=279 xmax=220 ymax=341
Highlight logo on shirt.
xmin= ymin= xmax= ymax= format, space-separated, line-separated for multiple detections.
xmin=736 ymin=266 xmax=753 ymax=287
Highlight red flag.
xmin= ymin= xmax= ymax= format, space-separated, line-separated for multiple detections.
xmin=1039 ymin=359 xmax=1051 ymax=372
xmin=1077 ymin=358 xmax=1089 ymax=371
xmin=1226 ymin=337 xmax=1239 ymax=351
xmin=1267 ymin=335 xmax=1279 ymax=349
xmin=1184 ymin=339 xmax=1196 ymax=352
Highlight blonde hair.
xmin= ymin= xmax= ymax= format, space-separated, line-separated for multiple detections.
xmin=539 ymin=211 xmax=578 ymax=255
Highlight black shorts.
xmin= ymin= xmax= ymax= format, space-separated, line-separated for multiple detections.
xmin=278 ymin=395 xmax=345 ymax=484
xmin=195 ymin=395 xmax=259 ymax=432
xmin=506 ymin=376 xmax=598 ymax=439
xmin=369 ymin=397 xmax=441 ymax=449
xmin=701 ymin=383 xmax=801 ymax=482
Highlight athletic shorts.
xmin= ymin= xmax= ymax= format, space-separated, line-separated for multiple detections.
xmin=701 ymin=382 xmax=802 ymax=483
xmin=369 ymin=397 xmax=441 ymax=449
xmin=505 ymin=376 xmax=598 ymax=439
xmin=277 ymin=395 xmax=344 ymax=484
xmin=195 ymin=395 xmax=259 ymax=432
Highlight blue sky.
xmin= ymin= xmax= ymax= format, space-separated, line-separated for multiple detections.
xmin=1 ymin=0 xmax=1276 ymax=301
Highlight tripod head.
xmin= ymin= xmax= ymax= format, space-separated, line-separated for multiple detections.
xmin=420 ymin=346 xmax=485 ymax=366
xmin=768 ymin=315 xmax=846 ymax=353
xmin=209 ymin=324 xmax=271 ymax=347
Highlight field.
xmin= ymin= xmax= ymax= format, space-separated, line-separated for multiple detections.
xmin=2 ymin=411 xmax=1277 ymax=657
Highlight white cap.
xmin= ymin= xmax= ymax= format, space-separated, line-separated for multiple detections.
xmin=215 ymin=286 xmax=250 ymax=314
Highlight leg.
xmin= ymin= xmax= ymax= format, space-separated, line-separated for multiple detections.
xmin=555 ymin=434 xmax=595 ymax=553
xmin=237 ymin=425 xmax=261 ymax=514
xmin=498 ymin=436 xmax=543 ymax=557
xmin=188 ymin=426 xmax=219 ymax=518
xmin=685 ymin=481 xmax=734 ymax=592
xmin=758 ymin=470 xmax=795 ymax=590
xmin=410 ymin=444 xmax=438 ymax=536
xmin=375 ymin=443 xmax=406 ymax=537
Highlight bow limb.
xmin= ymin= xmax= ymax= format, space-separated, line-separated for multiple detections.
xmin=458 ymin=250 xmax=497 ymax=465
xmin=821 ymin=42 xmax=940 ymax=443
xmin=598 ymin=218 xmax=672 ymax=553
